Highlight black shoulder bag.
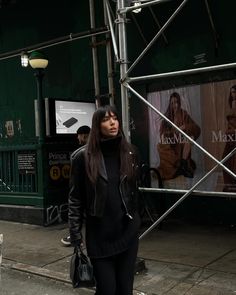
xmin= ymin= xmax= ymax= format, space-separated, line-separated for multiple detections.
xmin=70 ymin=245 xmax=95 ymax=288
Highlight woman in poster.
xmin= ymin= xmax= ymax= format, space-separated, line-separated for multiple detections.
xmin=157 ymin=92 xmax=201 ymax=180
xmin=222 ymin=85 xmax=236 ymax=192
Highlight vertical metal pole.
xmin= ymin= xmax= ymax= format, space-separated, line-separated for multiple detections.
xmin=103 ymin=0 xmax=115 ymax=105
xmin=105 ymin=0 xmax=119 ymax=62
xmin=34 ymin=69 xmax=45 ymax=144
xmin=89 ymin=0 xmax=100 ymax=107
xmin=117 ymin=0 xmax=130 ymax=141
xmin=34 ymin=69 xmax=45 ymax=200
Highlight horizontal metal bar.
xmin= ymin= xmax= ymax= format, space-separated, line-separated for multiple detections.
xmin=0 ymin=193 xmax=39 ymax=197
xmin=0 ymin=145 xmax=37 ymax=151
xmin=139 ymin=187 xmax=236 ymax=198
xmin=128 ymin=62 xmax=236 ymax=83
xmin=0 ymin=27 xmax=110 ymax=61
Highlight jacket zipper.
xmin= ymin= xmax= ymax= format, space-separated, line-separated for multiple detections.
xmin=119 ymin=175 xmax=133 ymax=220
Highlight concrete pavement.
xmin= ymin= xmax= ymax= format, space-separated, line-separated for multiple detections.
xmin=1 ymin=219 xmax=236 ymax=294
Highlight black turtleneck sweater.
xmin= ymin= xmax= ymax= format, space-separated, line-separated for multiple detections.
xmin=85 ymin=136 xmax=140 ymax=258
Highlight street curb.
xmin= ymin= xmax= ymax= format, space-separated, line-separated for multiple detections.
xmin=2 ymin=259 xmax=147 ymax=295
xmin=2 ymin=262 xmax=94 ymax=293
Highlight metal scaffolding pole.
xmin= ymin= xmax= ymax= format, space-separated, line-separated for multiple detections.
xmin=110 ymin=0 xmax=236 ymax=242
xmin=138 ymin=146 xmax=236 ymax=240
xmin=105 ymin=0 xmax=119 ymax=62
xmin=148 ymin=6 xmax=168 ymax=45
xmin=89 ymin=0 xmax=101 ymax=107
xmin=126 ymin=0 xmax=188 ymax=76
xmin=103 ymin=0 xmax=115 ymax=105
xmin=117 ymin=0 xmax=130 ymax=140
xmin=139 ymin=187 xmax=236 ymax=198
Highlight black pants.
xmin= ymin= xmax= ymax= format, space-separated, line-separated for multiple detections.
xmin=90 ymin=238 xmax=139 ymax=295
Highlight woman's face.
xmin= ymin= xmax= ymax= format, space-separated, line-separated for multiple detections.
xmin=170 ymin=96 xmax=179 ymax=113
xmin=100 ymin=111 xmax=119 ymax=138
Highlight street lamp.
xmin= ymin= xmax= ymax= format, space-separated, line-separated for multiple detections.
xmin=21 ymin=51 xmax=29 ymax=67
xmin=29 ymin=51 xmax=48 ymax=144
xmin=29 ymin=51 xmax=48 ymax=69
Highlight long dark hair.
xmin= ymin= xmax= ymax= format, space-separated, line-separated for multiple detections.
xmin=85 ymin=105 xmax=136 ymax=184
xmin=161 ymin=92 xmax=181 ymax=130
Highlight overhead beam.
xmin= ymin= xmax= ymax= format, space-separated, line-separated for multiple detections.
xmin=128 ymin=61 xmax=236 ymax=83
xmin=0 ymin=27 xmax=109 ymax=61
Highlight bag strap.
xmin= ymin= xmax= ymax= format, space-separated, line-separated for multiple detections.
xmin=74 ymin=244 xmax=85 ymax=255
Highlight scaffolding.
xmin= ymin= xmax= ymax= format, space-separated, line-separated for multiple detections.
xmin=107 ymin=0 xmax=236 ymax=239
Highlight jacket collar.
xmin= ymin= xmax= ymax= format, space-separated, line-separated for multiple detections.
xmin=98 ymin=152 xmax=134 ymax=182
xmin=98 ymin=157 xmax=127 ymax=182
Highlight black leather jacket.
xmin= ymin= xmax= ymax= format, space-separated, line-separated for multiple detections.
xmin=68 ymin=146 xmax=140 ymax=245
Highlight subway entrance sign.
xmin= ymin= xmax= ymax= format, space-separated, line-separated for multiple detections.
xmin=48 ymin=151 xmax=71 ymax=184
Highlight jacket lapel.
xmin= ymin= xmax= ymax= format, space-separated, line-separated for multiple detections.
xmin=99 ymin=155 xmax=108 ymax=181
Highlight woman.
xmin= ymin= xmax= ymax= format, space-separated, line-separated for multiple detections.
xmin=158 ymin=92 xmax=201 ymax=180
xmin=222 ymin=85 xmax=236 ymax=192
xmin=68 ymin=105 xmax=141 ymax=295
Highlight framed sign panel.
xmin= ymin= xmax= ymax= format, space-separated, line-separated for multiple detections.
xmin=45 ymin=98 xmax=96 ymax=137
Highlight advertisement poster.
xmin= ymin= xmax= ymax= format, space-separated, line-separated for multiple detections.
xmin=55 ymin=101 xmax=95 ymax=134
xmin=148 ymin=79 xmax=236 ymax=193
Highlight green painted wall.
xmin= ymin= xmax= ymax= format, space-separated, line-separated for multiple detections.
xmin=0 ymin=0 xmax=106 ymax=142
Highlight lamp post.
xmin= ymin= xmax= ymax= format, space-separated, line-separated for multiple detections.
xmin=28 ymin=51 xmax=48 ymax=144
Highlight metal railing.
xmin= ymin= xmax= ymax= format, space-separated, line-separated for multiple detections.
xmin=0 ymin=148 xmax=38 ymax=193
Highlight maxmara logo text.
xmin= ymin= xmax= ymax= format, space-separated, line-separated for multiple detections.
xmin=212 ymin=130 xmax=236 ymax=143
xmin=160 ymin=134 xmax=192 ymax=144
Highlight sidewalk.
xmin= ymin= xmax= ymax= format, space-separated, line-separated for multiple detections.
xmin=1 ymin=219 xmax=236 ymax=294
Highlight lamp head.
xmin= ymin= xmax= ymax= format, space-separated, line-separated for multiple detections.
xmin=29 ymin=51 xmax=48 ymax=69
